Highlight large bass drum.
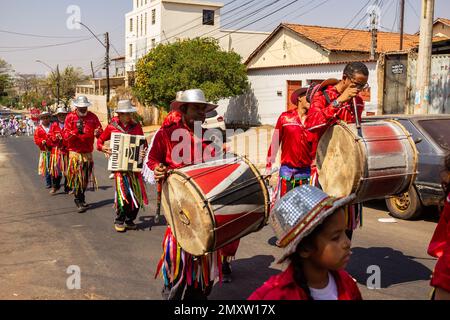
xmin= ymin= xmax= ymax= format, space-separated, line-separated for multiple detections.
xmin=316 ymin=120 xmax=418 ymax=202
xmin=161 ymin=155 xmax=270 ymax=256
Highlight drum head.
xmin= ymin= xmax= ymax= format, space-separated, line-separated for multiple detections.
xmin=316 ymin=123 xmax=363 ymax=198
xmin=161 ymin=172 xmax=214 ymax=256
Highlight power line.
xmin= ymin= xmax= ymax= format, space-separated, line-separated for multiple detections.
xmin=406 ymin=0 xmax=420 ymax=19
xmin=391 ymin=0 xmax=400 ymax=32
xmin=0 ymin=35 xmax=100 ymax=53
xmin=0 ymin=29 xmax=97 ymax=39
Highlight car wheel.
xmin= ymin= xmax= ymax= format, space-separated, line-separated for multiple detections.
xmin=385 ymin=186 xmax=423 ymax=220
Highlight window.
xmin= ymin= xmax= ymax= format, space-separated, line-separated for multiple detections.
xmin=141 ymin=14 xmax=143 ymax=36
xmin=136 ymin=15 xmax=139 ymax=36
xmin=145 ymin=12 xmax=147 ymax=35
xmin=152 ymin=9 xmax=156 ymax=25
xmin=151 ymin=38 xmax=156 ymax=48
xmin=203 ymin=10 xmax=214 ymax=25
xmin=136 ymin=0 xmax=138 ymax=8
xmin=129 ymin=44 xmax=133 ymax=57
xmin=129 ymin=18 xmax=133 ymax=32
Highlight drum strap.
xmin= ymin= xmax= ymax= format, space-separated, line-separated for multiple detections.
xmin=322 ymin=89 xmax=332 ymax=105
xmin=111 ymin=121 xmax=137 ymax=134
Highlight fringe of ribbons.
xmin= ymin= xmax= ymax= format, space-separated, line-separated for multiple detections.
xmin=38 ymin=151 xmax=51 ymax=177
xmin=49 ymin=148 xmax=68 ymax=178
xmin=66 ymin=152 xmax=98 ymax=194
xmin=114 ymin=172 xmax=148 ymax=212
xmin=344 ymin=203 xmax=363 ymax=230
xmin=155 ymin=227 xmax=223 ymax=291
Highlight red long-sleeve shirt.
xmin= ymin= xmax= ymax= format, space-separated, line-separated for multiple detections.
xmin=428 ymin=194 xmax=450 ymax=293
xmin=49 ymin=122 xmax=68 ymax=153
xmin=34 ymin=125 xmax=52 ymax=151
xmin=305 ymin=85 xmax=364 ymax=157
xmin=248 ymin=264 xmax=362 ymax=300
xmin=146 ymin=121 xmax=217 ymax=171
xmin=63 ymin=111 xmax=103 ymax=153
xmin=266 ymin=109 xmax=313 ymax=171
xmin=97 ymin=119 xmax=145 ymax=151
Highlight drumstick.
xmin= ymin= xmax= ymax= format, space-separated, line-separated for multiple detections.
xmin=154 ymin=181 xmax=162 ymax=224
xmin=353 ymin=97 xmax=361 ymax=130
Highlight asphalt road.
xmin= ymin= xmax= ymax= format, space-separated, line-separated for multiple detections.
xmin=0 ymin=136 xmax=441 ymax=300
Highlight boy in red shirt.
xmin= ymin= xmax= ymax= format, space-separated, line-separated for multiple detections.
xmin=63 ymin=96 xmax=103 ymax=213
xmin=49 ymin=106 xmax=70 ymax=194
xmin=97 ymin=100 xmax=148 ymax=232
xmin=249 ymin=185 xmax=362 ymax=300
xmin=34 ymin=111 xmax=53 ymax=189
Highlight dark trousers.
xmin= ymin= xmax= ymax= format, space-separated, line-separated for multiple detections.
xmin=45 ymin=172 xmax=52 ymax=188
xmin=162 ymin=281 xmax=213 ymax=301
xmin=52 ymin=175 xmax=69 ymax=190
xmin=115 ymin=201 xmax=139 ymax=224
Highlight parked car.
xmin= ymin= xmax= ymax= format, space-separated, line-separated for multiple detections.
xmin=364 ymin=114 xmax=450 ymax=220
xmin=202 ymin=110 xmax=226 ymax=142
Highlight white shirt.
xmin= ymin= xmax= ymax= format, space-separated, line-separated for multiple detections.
xmin=309 ymin=273 xmax=338 ymax=300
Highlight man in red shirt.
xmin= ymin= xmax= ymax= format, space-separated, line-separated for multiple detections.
xmin=305 ymin=62 xmax=369 ymax=238
xmin=34 ymin=111 xmax=53 ymax=189
xmin=63 ymin=96 xmax=103 ymax=213
xmin=266 ymin=86 xmax=313 ymax=202
xmin=49 ymin=106 xmax=70 ymax=194
xmin=148 ymin=89 xmax=235 ymax=300
xmin=97 ymin=100 xmax=148 ymax=232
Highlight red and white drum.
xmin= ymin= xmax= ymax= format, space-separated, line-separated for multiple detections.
xmin=161 ymin=155 xmax=270 ymax=256
xmin=316 ymin=120 xmax=418 ymax=202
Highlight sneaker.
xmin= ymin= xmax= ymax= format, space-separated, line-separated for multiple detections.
xmin=222 ymin=261 xmax=232 ymax=283
xmin=68 ymin=190 xmax=74 ymax=195
xmin=49 ymin=188 xmax=57 ymax=195
xmin=125 ymin=221 xmax=137 ymax=230
xmin=81 ymin=202 xmax=89 ymax=209
xmin=115 ymin=223 xmax=126 ymax=232
xmin=109 ymin=173 xmax=115 ymax=180
xmin=74 ymin=200 xmax=87 ymax=213
xmin=46 ymin=185 xmax=52 ymax=189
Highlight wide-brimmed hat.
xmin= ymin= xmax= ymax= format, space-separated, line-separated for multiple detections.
xmin=54 ymin=106 xmax=68 ymax=115
xmin=170 ymin=89 xmax=218 ymax=113
xmin=72 ymin=96 xmax=91 ymax=108
xmin=269 ymin=185 xmax=355 ymax=263
xmin=306 ymin=78 xmax=339 ymax=104
xmin=290 ymin=87 xmax=309 ymax=106
xmin=115 ymin=100 xmax=137 ymax=113
xmin=39 ymin=111 xmax=51 ymax=118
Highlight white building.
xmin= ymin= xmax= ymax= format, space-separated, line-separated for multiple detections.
xmin=217 ymin=23 xmax=422 ymax=126
xmin=125 ymin=0 xmax=269 ymax=74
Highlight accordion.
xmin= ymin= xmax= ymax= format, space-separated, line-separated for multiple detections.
xmin=108 ymin=132 xmax=146 ymax=172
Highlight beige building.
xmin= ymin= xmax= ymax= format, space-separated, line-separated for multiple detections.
xmin=416 ymin=17 xmax=450 ymax=39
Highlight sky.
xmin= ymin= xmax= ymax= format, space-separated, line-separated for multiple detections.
xmin=1 ymin=0 xmax=449 ymax=75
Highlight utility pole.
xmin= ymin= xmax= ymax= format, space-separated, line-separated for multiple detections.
xmin=105 ymin=32 xmax=111 ymax=122
xmin=399 ymin=0 xmax=405 ymax=50
xmin=90 ymin=61 xmax=95 ymax=78
xmin=369 ymin=5 xmax=378 ymax=60
xmin=56 ymin=64 xmax=61 ymax=106
xmin=414 ymin=0 xmax=434 ymax=114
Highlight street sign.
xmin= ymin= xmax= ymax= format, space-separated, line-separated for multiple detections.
xmin=391 ymin=63 xmax=404 ymax=74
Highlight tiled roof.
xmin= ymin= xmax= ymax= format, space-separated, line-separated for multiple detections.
xmin=283 ymin=23 xmax=420 ymax=53
xmin=435 ymin=18 xmax=450 ymax=26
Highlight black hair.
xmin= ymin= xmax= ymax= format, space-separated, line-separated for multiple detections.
xmin=287 ymin=220 xmax=327 ymax=300
xmin=443 ymin=153 xmax=450 ymax=196
xmin=343 ymin=61 xmax=369 ymax=78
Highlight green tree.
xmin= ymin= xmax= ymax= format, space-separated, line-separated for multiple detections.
xmin=133 ymin=38 xmax=249 ymax=111
xmin=46 ymin=66 xmax=86 ymax=106
xmin=0 ymin=58 xmax=13 ymax=103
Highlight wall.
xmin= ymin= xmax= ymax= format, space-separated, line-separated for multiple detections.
xmin=83 ymin=94 xmax=109 ymax=124
xmin=217 ymin=30 xmax=269 ymax=61
xmin=433 ymin=22 xmax=450 ymax=39
xmin=217 ymin=61 xmax=379 ymax=126
xmin=246 ymin=28 xmax=330 ymax=69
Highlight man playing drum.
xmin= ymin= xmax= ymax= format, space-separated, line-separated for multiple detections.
xmin=266 ymin=86 xmax=314 ymax=203
xmin=147 ymin=89 xmax=239 ymax=299
xmin=63 ymin=96 xmax=103 ymax=213
xmin=97 ymin=100 xmax=148 ymax=232
xmin=306 ymin=61 xmax=369 ymax=237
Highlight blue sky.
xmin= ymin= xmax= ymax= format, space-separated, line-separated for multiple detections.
xmin=1 ymin=0 xmax=449 ymax=74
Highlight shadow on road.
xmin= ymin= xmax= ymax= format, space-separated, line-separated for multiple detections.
xmin=89 ymin=199 xmax=114 ymax=210
xmin=136 ymin=215 xmax=167 ymax=230
xmin=363 ymin=199 xmax=388 ymax=212
xmin=346 ymin=247 xmax=433 ymax=288
xmin=97 ymin=185 xmax=113 ymax=191
xmin=210 ymin=254 xmax=279 ymax=300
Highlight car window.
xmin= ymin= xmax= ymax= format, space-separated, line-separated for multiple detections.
xmin=206 ymin=110 xmax=218 ymax=118
xmin=418 ymin=119 xmax=450 ymax=151
xmin=396 ymin=120 xmax=435 ymax=154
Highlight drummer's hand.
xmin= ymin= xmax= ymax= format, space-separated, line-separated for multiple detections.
xmin=154 ymin=164 xmax=167 ymax=181
xmin=337 ymin=84 xmax=359 ymax=103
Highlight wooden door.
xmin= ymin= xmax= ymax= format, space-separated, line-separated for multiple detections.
xmin=383 ymin=54 xmax=408 ymax=114
xmin=287 ymin=80 xmax=302 ymax=110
